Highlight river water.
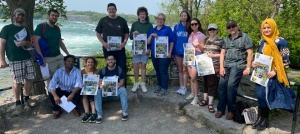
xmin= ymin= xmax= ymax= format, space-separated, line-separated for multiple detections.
xmin=0 ymin=20 xmax=133 ymax=89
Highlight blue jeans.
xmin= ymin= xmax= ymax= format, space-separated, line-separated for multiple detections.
xmin=217 ymin=67 xmax=244 ymax=113
xmin=94 ymin=87 xmax=128 ymax=116
xmin=151 ymin=57 xmax=171 ymax=90
xmin=255 ymin=84 xmax=268 ymax=107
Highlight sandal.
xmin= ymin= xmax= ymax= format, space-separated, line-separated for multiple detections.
xmin=208 ymin=104 xmax=215 ymax=113
xmin=199 ymin=100 xmax=208 ymax=106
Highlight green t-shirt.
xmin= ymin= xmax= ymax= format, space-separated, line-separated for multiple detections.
xmin=34 ymin=22 xmax=61 ymax=57
xmin=0 ymin=24 xmax=31 ymax=61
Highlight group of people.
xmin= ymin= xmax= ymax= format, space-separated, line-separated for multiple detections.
xmin=0 ymin=2 xmax=295 ymax=131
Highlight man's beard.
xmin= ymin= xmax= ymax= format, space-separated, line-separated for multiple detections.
xmin=15 ymin=18 xmax=24 ymax=24
xmin=49 ymin=19 xmax=57 ymax=25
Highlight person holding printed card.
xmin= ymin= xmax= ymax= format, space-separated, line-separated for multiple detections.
xmin=130 ymin=7 xmax=153 ymax=93
xmin=95 ymin=3 xmax=129 ymax=72
xmin=185 ymin=18 xmax=206 ymax=105
xmin=80 ymin=57 xmax=99 ymax=123
xmin=48 ymin=55 xmax=82 ymax=119
xmin=147 ymin=13 xmax=175 ymax=96
xmin=199 ymin=23 xmax=223 ymax=113
xmin=94 ymin=55 xmax=128 ymax=123
xmin=0 ymin=8 xmax=36 ymax=115
xmin=251 ymin=18 xmax=295 ymax=130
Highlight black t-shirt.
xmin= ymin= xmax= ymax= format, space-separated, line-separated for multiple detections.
xmin=95 ymin=16 xmax=129 ymax=42
xmin=99 ymin=66 xmax=125 ymax=82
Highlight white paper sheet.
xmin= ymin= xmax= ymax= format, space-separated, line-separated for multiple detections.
xmin=58 ymin=95 xmax=76 ymax=113
xmin=40 ymin=63 xmax=50 ymax=79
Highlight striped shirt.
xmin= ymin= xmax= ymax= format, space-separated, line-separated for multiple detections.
xmin=48 ymin=66 xmax=82 ymax=92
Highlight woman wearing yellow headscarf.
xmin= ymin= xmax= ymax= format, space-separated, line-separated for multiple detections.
xmin=251 ymin=18 xmax=295 ymax=130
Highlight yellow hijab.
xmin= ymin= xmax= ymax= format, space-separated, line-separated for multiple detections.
xmin=261 ymin=18 xmax=289 ymax=87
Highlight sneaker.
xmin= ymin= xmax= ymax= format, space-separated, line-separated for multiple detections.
xmin=179 ymin=87 xmax=187 ymax=95
xmin=89 ymin=113 xmax=97 ymax=123
xmin=81 ymin=113 xmax=91 ymax=123
xmin=154 ymin=88 xmax=161 ymax=93
xmin=186 ymin=93 xmax=194 ymax=100
xmin=95 ymin=116 xmax=103 ymax=124
xmin=25 ymin=98 xmax=36 ymax=107
xmin=122 ymin=113 xmax=128 ymax=121
xmin=141 ymin=83 xmax=147 ymax=93
xmin=157 ymin=89 xmax=167 ymax=96
xmin=12 ymin=104 xmax=23 ymax=115
xmin=176 ymin=88 xmax=183 ymax=95
xmin=191 ymin=97 xmax=199 ymax=105
xmin=131 ymin=83 xmax=139 ymax=92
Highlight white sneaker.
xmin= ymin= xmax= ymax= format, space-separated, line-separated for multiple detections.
xmin=191 ymin=97 xmax=199 ymax=105
xmin=186 ymin=93 xmax=194 ymax=100
xmin=176 ymin=88 xmax=182 ymax=94
xmin=131 ymin=83 xmax=139 ymax=92
xmin=141 ymin=83 xmax=147 ymax=93
xmin=180 ymin=87 xmax=187 ymax=95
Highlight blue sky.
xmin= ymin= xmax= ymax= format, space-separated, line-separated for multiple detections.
xmin=64 ymin=0 xmax=162 ymax=15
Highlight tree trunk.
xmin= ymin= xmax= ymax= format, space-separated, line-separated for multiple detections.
xmin=6 ymin=0 xmax=46 ymax=95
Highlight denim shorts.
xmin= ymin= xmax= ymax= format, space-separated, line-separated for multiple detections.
xmin=132 ymin=54 xmax=149 ymax=64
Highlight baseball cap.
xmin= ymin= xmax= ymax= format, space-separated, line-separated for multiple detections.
xmin=14 ymin=8 xmax=25 ymax=15
xmin=226 ymin=20 xmax=237 ymax=28
xmin=208 ymin=23 xmax=218 ymax=29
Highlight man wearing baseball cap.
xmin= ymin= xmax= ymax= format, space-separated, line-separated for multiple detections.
xmin=215 ymin=20 xmax=253 ymax=120
xmin=0 ymin=8 xmax=36 ymax=115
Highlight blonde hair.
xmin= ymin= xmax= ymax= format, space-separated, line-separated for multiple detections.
xmin=155 ymin=13 xmax=166 ymax=20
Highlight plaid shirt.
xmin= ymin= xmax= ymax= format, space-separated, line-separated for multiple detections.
xmin=222 ymin=31 xmax=253 ymax=68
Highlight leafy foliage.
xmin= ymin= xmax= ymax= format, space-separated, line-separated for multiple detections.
xmin=160 ymin=0 xmax=300 ymax=68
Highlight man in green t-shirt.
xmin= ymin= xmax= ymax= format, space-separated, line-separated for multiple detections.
xmin=33 ymin=9 xmax=70 ymax=93
xmin=0 ymin=8 xmax=36 ymax=115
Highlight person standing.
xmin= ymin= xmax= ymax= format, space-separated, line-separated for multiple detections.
xmin=130 ymin=7 xmax=153 ymax=93
xmin=147 ymin=13 xmax=175 ymax=96
xmin=173 ymin=11 xmax=191 ymax=95
xmin=199 ymin=23 xmax=223 ymax=113
xmin=81 ymin=57 xmax=98 ymax=123
xmin=251 ymin=18 xmax=295 ymax=130
xmin=215 ymin=20 xmax=253 ymax=120
xmin=0 ymin=8 xmax=36 ymax=115
xmin=95 ymin=3 xmax=129 ymax=72
xmin=48 ymin=55 xmax=82 ymax=119
xmin=33 ymin=9 xmax=70 ymax=93
xmin=185 ymin=18 xmax=206 ymax=105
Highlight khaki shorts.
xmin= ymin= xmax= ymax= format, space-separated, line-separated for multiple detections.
xmin=9 ymin=59 xmax=35 ymax=83
xmin=45 ymin=54 xmax=64 ymax=77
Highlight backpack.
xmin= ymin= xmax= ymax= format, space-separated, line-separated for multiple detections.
xmin=232 ymin=101 xmax=251 ymax=123
xmin=31 ymin=22 xmax=60 ymax=44
xmin=101 ymin=66 xmax=122 ymax=77
xmin=32 ymin=22 xmax=61 ymax=65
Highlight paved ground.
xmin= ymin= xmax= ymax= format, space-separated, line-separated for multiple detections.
xmin=1 ymin=85 xmax=299 ymax=134
xmin=2 ymin=88 xmax=218 ymax=134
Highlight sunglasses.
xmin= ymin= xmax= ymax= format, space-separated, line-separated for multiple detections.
xmin=227 ymin=25 xmax=237 ymax=29
xmin=208 ymin=29 xmax=217 ymax=31
xmin=191 ymin=23 xmax=198 ymax=26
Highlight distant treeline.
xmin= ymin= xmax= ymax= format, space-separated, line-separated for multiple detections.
xmin=32 ymin=10 xmax=156 ymax=24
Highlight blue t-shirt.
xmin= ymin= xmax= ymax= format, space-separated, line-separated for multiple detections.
xmin=99 ymin=66 xmax=125 ymax=82
xmin=173 ymin=21 xmax=188 ymax=55
xmin=147 ymin=25 xmax=175 ymax=57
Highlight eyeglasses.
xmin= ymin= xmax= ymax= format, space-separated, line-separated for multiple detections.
xmin=227 ymin=25 xmax=236 ymax=29
xmin=208 ymin=29 xmax=217 ymax=31
xmin=191 ymin=23 xmax=198 ymax=26
xmin=50 ymin=14 xmax=59 ymax=18
xmin=106 ymin=59 xmax=115 ymax=61
xmin=156 ymin=18 xmax=165 ymax=21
